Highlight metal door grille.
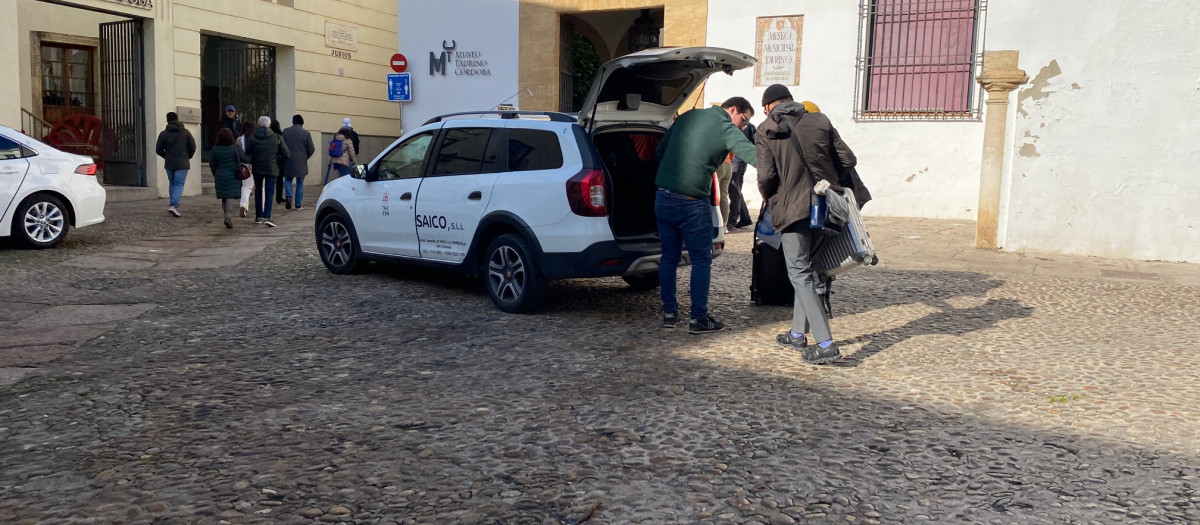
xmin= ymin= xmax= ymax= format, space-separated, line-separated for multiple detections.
xmin=99 ymin=19 xmax=146 ymax=186
xmin=218 ymin=47 xmax=276 ymax=124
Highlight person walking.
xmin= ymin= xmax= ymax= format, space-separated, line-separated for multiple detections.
xmin=154 ymin=111 xmax=196 ymax=217
xmin=330 ymin=125 xmax=357 ymax=179
xmin=655 ymin=96 xmax=757 ymax=334
xmin=208 ymin=128 xmax=243 ymax=229
xmin=281 ymin=114 xmax=316 ymax=210
xmin=244 ymin=116 xmax=290 ymax=227
xmin=727 ymin=120 xmax=756 ymax=230
xmin=236 ymin=122 xmax=255 ymax=218
xmin=269 ymin=119 xmax=288 ymax=206
xmin=340 ymin=117 xmax=361 ymax=158
xmin=755 ymin=84 xmax=857 ymax=364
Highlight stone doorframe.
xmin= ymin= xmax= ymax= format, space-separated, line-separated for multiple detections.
xmin=29 ymin=31 xmax=104 ymax=127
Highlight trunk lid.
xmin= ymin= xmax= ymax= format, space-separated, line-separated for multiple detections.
xmin=577 ymin=47 xmax=756 ymax=132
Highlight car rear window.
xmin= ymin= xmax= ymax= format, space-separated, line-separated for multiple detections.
xmin=507 ymin=129 xmax=563 ymax=172
xmin=0 ymin=137 xmax=27 ymax=160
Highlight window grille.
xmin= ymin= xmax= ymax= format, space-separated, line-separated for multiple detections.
xmin=853 ymin=0 xmax=987 ymax=121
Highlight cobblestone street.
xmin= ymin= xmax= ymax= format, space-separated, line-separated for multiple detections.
xmin=1 ymin=195 xmax=1199 ymax=524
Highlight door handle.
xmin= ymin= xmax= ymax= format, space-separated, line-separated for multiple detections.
xmin=400 ymin=192 xmax=412 ymax=201
xmin=467 ymin=191 xmax=482 ymax=200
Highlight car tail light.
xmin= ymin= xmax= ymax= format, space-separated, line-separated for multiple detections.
xmin=711 ymin=172 xmax=720 ymax=206
xmin=75 ymin=164 xmax=97 ymax=176
xmin=566 ymin=169 xmax=607 ymax=217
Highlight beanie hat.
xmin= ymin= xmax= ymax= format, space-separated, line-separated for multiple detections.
xmin=342 ymin=118 xmax=352 ymax=127
xmin=801 ymin=100 xmax=821 ymax=114
xmin=761 ymin=84 xmax=793 ymax=107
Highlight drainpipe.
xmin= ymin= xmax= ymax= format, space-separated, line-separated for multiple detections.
xmin=975 ymin=51 xmax=1028 ymax=249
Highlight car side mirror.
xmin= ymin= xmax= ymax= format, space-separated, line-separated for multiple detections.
xmin=353 ymin=164 xmax=369 ymax=180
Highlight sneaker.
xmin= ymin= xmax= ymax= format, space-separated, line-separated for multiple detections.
xmin=264 ymin=220 xmax=277 ymax=228
xmin=168 ymin=207 xmax=180 ymax=217
xmin=662 ymin=312 xmax=681 ymax=329
xmin=688 ymin=315 xmax=727 ymax=335
xmin=802 ymin=342 xmax=842 ymax=365
xmin=295 ymin=206 xmax=304 ymax=210
xmin=254 ymin=218 xmax=263 ymax=224
xmin=240 ymin=207 xmax=248 ymax=218
xmin=224 ymin=218 xmax=233 ymax=229
xmin=776 ymin=331 xmax=807 ymax=350
xmin=285 ymin=197 xmax=293 ymax=210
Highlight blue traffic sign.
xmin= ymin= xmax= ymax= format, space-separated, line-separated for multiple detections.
xmin=387 ymin=73 xmax=411 ymax=102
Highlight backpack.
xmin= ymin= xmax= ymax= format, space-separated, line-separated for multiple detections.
xmin=328 ymin=137 xmax=344 ymax=158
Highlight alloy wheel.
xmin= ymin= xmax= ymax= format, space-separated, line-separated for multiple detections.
xmin=23 ymin=201 xmax=65 ymax=244
xmin=488 ymin=245 xmax=525 ymax=303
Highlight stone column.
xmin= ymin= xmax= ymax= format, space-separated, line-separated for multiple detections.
xmin=975 ymin=51 xmax=1028 ymax=249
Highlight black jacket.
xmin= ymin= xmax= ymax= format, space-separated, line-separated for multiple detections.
xmin=244 ymin=127 xmax=290 ymax=177
xmin=155 ymin=122 xmax=196 ymax=171
xmin=756 ymin=102 xmax=856 ymax=231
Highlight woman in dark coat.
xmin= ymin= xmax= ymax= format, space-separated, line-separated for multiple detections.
xmin=209 ymin=128 xmax=244 ymax=229
xmin=270 ymin=119 xmax=287 ymax=205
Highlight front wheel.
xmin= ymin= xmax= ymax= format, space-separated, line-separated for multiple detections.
xmin=13 ymin=195 xmax=70 ymax=249
xmin=317 ymin=212 xmax=366 ymax=274
xmin=622 ymin=273 xmax=660 ymax=291
xmin=484 ymin=234 xmax=548 ymax=313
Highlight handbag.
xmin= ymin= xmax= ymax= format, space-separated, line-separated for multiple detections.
xmin=235 ymin=145 xmax=252 ymax=180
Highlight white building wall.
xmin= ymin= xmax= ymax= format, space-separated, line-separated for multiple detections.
xmin=988 ymin=0 xmax=1200 ymax=262
xmin=396 ymin=0 xmax=519 ymax=132
xmin=702 ymin=0 xmax=984 ymax=219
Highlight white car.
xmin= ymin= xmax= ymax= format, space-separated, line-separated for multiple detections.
xmin=0 ymin=125 xmax=106 ymax=248
xmin=314 ymin=47 xmax=753 ymax=312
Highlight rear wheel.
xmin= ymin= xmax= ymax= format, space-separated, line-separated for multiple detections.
xmin=485 ymin=234 xmax=548 ymax=313
xmin=317 ymin=212 xmax=366 ymax=274
xmin=622 ymin=273 xmax=660 ymax=291
xmin=13 ymin=195 xmax=70 ymax=249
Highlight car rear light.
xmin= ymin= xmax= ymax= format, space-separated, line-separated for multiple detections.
xmin=566 ymin=169 xmax=607 ymax=217
xmin=711 ymin=173 xmax=720 ymax=206
xmin=75 ymin=164 xmax=97 ymax=176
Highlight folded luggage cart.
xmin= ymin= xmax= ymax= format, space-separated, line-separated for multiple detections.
xmin=813 ymin=188 xmax=878 ymax=278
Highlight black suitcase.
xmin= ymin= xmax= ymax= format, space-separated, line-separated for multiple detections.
xmin=751 ymin=239 xmax=794 ymax=306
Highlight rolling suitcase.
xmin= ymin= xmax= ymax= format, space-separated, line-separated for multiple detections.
xmin=813 ymin=188 xmax=879 ymax=278
xmin=750 ymin=205 xmax=794 ymax=306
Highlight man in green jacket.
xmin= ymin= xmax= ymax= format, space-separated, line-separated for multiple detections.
xmin=654 ymin=97 xmax=757 ymax=334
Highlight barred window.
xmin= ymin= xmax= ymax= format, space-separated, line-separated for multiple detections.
xmin=854 ymin=0 xmax=986 ymax=121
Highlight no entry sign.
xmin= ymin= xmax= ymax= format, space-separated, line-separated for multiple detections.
xmin=390 ymin=53 xmax=408 ymax=73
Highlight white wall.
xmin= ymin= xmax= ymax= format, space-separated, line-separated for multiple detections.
xmin=987 ymin=0 xmax=1200 ymax=262
xmin=703 ymin=0 xmax=985 ymax=219
xmin=396 ymin=0 xmax=519 ymax=132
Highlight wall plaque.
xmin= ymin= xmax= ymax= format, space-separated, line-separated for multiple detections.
xmin=325 ymin=22 xmax=358 ymax=52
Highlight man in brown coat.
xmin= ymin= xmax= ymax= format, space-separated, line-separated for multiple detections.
xmin=755 ymin=84 xmax=857 ymax=364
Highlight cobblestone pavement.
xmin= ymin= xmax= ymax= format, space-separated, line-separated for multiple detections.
xmin=1 ymin=196 xmax=1199 ymax=524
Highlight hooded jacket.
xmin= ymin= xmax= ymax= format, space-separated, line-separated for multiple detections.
xmin=244 ymin=126 xmax=290 ymax=177
xmin=333 ymin=128 xmax=357 ymax=166
xmin=755 ymin=101 xmax=856 ymax=231
xmin=155 ymin=121 xmax=196 ymax=171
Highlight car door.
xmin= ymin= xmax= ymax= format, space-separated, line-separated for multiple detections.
xmin=0 ymin=135 xmax=32 ymax=223
xmin=353 ymin=130 xmax=435 ymax=257
xmin=413 ymin=123 xmax=504 ymax=263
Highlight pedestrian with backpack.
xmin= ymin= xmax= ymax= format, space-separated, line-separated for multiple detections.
xmin=326 ymin=125 xmax=356 ymax=183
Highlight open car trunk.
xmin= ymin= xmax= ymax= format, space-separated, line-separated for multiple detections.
xmin=593 ymin=126 xmax=665 ymax=240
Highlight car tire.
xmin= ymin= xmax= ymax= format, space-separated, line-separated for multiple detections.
xmin=622 ymin=273 xmax=660 ymax=291
xmin=484 ymin=233 xmax=548 ymax=314
xmin=317 ymin=212 xmax=367 ymax=274
xmin=12 ymin=194 xmax=70 ymax=249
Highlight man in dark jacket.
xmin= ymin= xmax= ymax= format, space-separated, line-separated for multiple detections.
xmin=281 ymin=114 xmax=316 ymax=210
xmin=154 ymin=111 xmax=196 ymax=217
xmin=654 ymin=97 xmax=757 ymax=334
xmin=221 ymin=105 xmax=240 ymax=134
xmin=243 ymin=116 xmax=290 ymax=227
xmin=756 ymin=84 xmax=857 ymax=364
xmin=727 ymin=121 xmax=756 ymax=229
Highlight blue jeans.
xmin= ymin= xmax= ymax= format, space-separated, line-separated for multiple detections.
xmin=166 ymin=169 xmax=187 ymax=208
xmin=284 ymin=175 xmax=305 ymax=207
xmin=253 ymin=174 xmax=276 ymax=219
xmin=656 ymin=189 xmax=714 ymax=320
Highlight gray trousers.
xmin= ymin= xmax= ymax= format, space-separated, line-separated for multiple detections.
xmin=780 ymin=223 xmax=833 ymax=342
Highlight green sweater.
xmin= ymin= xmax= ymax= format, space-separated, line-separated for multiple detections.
xmin=654 ymin=105 xmax=757 ymax=198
